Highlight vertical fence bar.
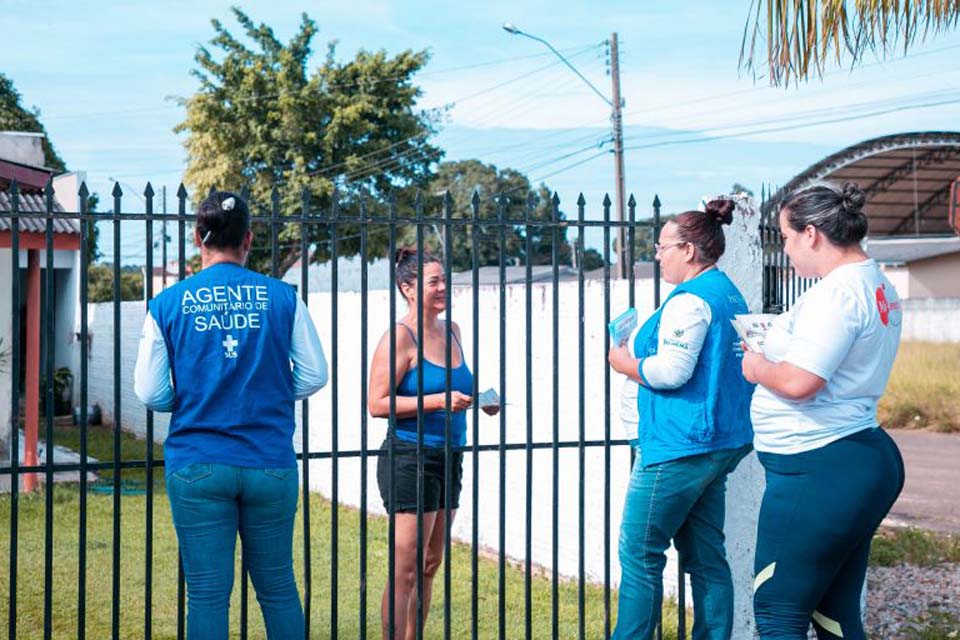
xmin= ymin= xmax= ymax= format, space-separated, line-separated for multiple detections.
xmin=652 ymin=195 xmax=665 ymax=640
xmin=78 ymin=182 xmax=90 ymax=640
xmin=442 ymin=191 xmax=454 ymax=640
xmin=414 ymin=190 xmax=426 ymax=640
xmin=469 ymin=190 xmax=481 ymax=640
xmin=7 ymin=181 xmax=20 ymax=640
xmin=330 ymin=188 xmax=341 ymax=638
xmin=652 ymin=196 xmax=661 ymax=309
xmin=111 ymin=182 xmax=123 ymax=640
xmin=550 ymin=194 xmax=560 ymax=640
xmin=601 ymin=194 xmax=613 ymax=639
xmin=627 ymin=195 xmax=636 ymax=307
xmin=143 ymin=183 xmax=156 ymax=640
xmin=43 ymin=179 xmax=55 ymax=640
xmin=300 ymin=187 xmax=313 ymax=640
xmin=357 ymin=193 xmax=369 ymax=640
xmin=523 ymin=191 xmax=534 ymax=640
xmin=496 ymin=193 xmax=508 ymax=640
xmin=575 ymin=194 xmax=587 ymax=640
xmin=387 ymin=191 xmax=398 ymax=640
xmin=175 ymin=183 xmax=187 ymax=640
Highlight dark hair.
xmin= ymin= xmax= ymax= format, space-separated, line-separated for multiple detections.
xmin=671 ymin=198 xmax=735 ymax=264
xmin=196 ymin=191 xmax=250 ymax=250
xmin=780 ymin=182 xmax=868 ymax=247
xmin=394 ymin=247 xmax=440 ymax=297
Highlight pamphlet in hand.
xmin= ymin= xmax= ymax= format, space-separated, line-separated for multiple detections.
xmin=478 ymin=388 xmax=501 ymax=416
xmin=608 ymin=308 xmax=638 ymax=347
xmin=730 ymin=314 xmax=778 ymax=353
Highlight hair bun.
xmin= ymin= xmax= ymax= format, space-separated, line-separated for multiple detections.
xmin=841 ymin=183 xmax=865 ymax=215
xmin=704 ymin=198 xmax=735 ymax=226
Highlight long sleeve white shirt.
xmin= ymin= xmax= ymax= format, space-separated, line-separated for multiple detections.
xmin=133 ymin=296 xmax=328 ymax=412
xmin=638 ymin=293 xmax=712 ymax=390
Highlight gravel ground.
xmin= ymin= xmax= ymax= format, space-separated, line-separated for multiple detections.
xmin=867 ymin=563 xmax=960 ymax=638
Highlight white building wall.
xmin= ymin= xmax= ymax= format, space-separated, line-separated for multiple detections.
xmin=0 ymin=250 xmax=12 ymax=461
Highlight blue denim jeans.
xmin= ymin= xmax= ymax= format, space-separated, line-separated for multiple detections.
xmin=613 ymin=445 xmax=751 ymax=640
xmin=166 ymin=463 xmax=304 ymax=640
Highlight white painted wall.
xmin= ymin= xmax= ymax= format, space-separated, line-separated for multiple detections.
xmin=0 ymin=250 xmax=12 ymax=461
xmin=900 ymin=297 xmax=960 ymax=342
xmin=0 ymin=132 xmax=45 ymax=166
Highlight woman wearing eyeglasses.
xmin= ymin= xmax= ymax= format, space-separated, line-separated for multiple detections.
xmin=608 ymin=198 xmax=754 ymax=640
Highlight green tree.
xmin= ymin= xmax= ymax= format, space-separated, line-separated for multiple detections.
xmin=175 ymin=8 xmax=443 ymax=274
xmin=0 ymin=73 xmax=66 ymax=171
xmin=741 ymin=1 xmax=960 ymax=86
xmin=425 ymin=159 xmax=572 ymax=272
xmin=88 ymin=264 xmax=144 ymax=303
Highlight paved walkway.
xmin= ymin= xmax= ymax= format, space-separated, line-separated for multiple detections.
xmin=885 ymin=429 xmax=960 ymax=533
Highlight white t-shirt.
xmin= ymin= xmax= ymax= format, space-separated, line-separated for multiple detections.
xmin=620 ymin=293 xmax=712 ymax=440
xmin=751 ymin=259 xmax=902 ymax=454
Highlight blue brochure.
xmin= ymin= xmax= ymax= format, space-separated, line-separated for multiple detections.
xmin=608 ymin=308 xmax=637 ymax=347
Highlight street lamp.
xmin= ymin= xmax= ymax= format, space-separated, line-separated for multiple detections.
xmin=502 ymin=23 xmax=628 ymax=278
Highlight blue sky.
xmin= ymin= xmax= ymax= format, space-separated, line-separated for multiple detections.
xmin=4 ymin=1 xmax=960 ymax=262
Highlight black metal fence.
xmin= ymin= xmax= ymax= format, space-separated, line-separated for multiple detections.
xmin=0 ymin=179 xmax=787 ymax=639
xmin=760 ymin=186 xmax=812 ymax=313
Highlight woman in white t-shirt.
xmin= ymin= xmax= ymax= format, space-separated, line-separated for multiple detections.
xmin=742 ymin=182 xmax=905 ymax=640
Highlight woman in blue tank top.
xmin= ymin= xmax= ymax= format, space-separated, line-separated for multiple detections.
xmin=367 ymin=247 xmax=491 ymax=640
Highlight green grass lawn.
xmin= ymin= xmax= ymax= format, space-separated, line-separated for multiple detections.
xmin=879 ymin=342 xmax=960 ymax=433
xmin=0 ymin=487 xmax=683 ymax=639
xmin=3 ymin=424 xmax=682 ymax=639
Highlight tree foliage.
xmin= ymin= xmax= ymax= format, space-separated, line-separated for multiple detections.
xmin=87 ymin=264 xmax=145 ymax=302
xmin=175 ymin=8 xmax=443 ymax=274
xmin=424 ymin=159 xmax=575 ymax=271
xmin=0 ymin=73 xmax=66 ymax=171
xmin=741 ymin=1 xmax=960 ymax=86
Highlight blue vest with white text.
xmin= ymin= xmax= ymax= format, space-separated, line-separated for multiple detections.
xmin=149 ymin=263 xmax=299 ymax=476
xmin=632 ymin=269 xmax=753 ymax=467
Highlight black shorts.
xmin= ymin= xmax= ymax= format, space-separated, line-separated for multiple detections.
xmin=376 ymin=435 xmax=463 ymax=514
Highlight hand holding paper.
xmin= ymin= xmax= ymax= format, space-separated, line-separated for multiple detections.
xmin=478 ymin=388 xmax=501 ymax=416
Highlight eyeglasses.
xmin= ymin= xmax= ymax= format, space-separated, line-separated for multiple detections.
xmin=654 ymin=241 xmax=688 ymax=253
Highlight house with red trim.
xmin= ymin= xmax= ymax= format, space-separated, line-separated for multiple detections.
xmin=0 ymin=132 xmax=83 ymax=489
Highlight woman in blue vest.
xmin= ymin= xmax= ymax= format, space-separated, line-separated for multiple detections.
xmin=133 ymin=191 xmax=328 ymax=640
xmin=608 ymin=198 xmax=754 ymax=640
xmin=368 ymin=248 xmax=492 ymax=640
xmin=743 ymin=183 xmax=904 ymax=640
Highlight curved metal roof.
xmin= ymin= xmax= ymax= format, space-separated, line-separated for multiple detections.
xmin=766 ymin=132 xmax=960 ymax=237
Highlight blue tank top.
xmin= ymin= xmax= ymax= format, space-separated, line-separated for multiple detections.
xmin=149 ymin=262 xmax=299 ymax=476
xmin=393 ymin=323 xmax=473 ymax=448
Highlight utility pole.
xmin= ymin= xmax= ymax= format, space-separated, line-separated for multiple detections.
xmin=610 ymin=33 xmax=627 ymax=279
xmin=503 ymin=24 xmax=629 ymax=278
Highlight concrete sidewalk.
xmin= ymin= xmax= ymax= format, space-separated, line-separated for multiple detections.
xmin=885 ymin=429 xmax=960 ymax=533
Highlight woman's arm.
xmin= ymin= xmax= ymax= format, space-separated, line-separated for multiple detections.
xmin=133 ymin=312 xmax=175 ymax=412
xmin=742 ymin=352 xmax=825 ymax=400
xmin=608 ymin=294 xmax=711 ymax=389
xmin=367 ymin=328 xmax=433 ymax=418
xmin=290 ymin=297 xmax=328 ymax=400
xmin=742 ymin=284 xmax=859 ymax=401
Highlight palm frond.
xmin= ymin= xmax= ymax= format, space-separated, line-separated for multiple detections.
xmin=741 ymin=0 xmax=960 ymax=86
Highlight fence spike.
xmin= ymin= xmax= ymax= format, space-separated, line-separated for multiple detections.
xmin=577 ymin=193 xmax=586 ymax=207
xmin=652 ymin=194 xmax=661 ymax=208
xmin=176 ymin=183 xmax=188 ymax=200
xmin=78 ymin=181 xmax=89 ymax=199
xmin=627 ymin=194 xmax=636 ymax=207
xmin=111 ymin=182 xmax=123 ymax=198
xmin=43 ymin=177 xmax=55 ymax=197
xmin=144 ymin=182 xmax=155 ymax=199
